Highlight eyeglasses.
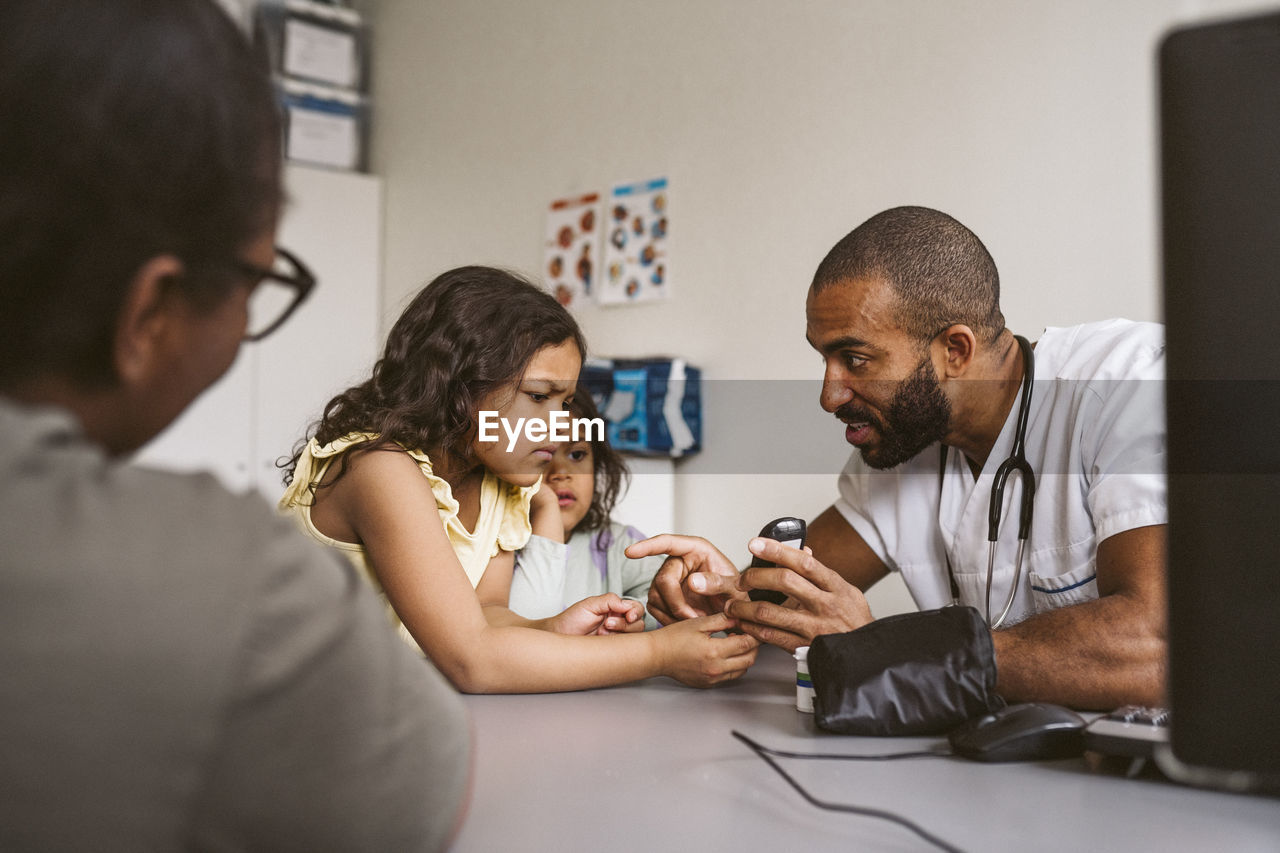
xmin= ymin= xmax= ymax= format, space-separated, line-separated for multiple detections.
xmin=235 ymin=246 xmax=317 ymax=341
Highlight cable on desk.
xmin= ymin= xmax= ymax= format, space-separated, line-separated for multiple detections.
xmin=735 ymin=734 xmax=952 ymax=762
xmin=732 ymin=731 xmax=965 ymax=853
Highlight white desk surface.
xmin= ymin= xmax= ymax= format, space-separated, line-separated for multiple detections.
xmin=455 ymin=645 xmax=1280 ymax=852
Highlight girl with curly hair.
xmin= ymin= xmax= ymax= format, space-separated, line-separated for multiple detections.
xmin=279 ymin=266 xmax=756 ymax=692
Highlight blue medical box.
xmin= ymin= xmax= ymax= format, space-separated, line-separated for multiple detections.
xmin=581 ymin=358 xmax=701 ymax=457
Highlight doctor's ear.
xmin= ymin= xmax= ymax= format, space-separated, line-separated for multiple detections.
xmin=935 ymin=325 xmax=977 ymax=378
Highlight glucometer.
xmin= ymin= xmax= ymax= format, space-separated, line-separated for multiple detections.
xmin=746 ymin=517 xmax=806 ymax=604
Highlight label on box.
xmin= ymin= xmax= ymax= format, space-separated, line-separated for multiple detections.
xmin=286 ymin=100 xmax=358 ymax=169
xmin=284 ymin=17 xmax=358 ymax=88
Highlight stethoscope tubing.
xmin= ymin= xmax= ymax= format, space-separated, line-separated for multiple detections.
xmin=985 ymin=334 xmax=1036 ymax=627
xmin=942 ymin=334 xmax=1037 ymax=629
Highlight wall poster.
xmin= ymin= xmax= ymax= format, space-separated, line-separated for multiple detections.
xmin=542 ymin=191 xmax=600 ymax=309
xmin=598 ymin=177 xmax=669 ymax=306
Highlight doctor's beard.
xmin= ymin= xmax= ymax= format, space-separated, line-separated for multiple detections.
xmin=836 ymin=355 xmax=952 ymax=470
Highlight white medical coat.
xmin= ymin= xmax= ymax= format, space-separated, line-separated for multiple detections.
xmin=835 ymin=319 xmax=1167 ymax=625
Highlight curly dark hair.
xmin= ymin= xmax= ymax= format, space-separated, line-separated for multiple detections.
xmin=283 ymin=266 xmax=585 ymax=487
xmin=567 ymin=392 xmax=630 ymax=533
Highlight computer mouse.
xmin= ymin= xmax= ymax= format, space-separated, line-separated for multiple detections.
xmin=948 ymin=703 xmax=1087 ymax=763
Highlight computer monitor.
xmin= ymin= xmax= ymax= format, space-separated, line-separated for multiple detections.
xmin=1159 ymin=9 xmax=1280 ymax=792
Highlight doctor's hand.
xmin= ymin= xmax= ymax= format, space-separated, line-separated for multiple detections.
xmin=624 ymin=534 xmax=745 ymax=626
xmin=725 ymin=537 xmax=874 ymax=652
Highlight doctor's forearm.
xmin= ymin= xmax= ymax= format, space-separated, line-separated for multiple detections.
xmin=990 ymin=592 xmax=1167 ymax=710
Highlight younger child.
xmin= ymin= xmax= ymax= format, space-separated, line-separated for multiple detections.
xmin=510 ymin=393 xmax=662 ymax=630
xmin=278 ymin=266 xmax=757 ymax=693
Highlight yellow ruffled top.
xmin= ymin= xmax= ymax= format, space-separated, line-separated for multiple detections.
xmin=278 ymin=432 xmax=538 ymax=644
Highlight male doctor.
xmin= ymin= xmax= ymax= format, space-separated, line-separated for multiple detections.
xmin=630 ymin=206 xmax=1167 ymax=710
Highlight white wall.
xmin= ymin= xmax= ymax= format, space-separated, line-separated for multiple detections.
xmin=361 ymin=0 xmax=1273 ymax=614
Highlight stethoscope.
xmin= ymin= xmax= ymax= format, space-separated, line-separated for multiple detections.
xmin=939 ymin=334 xmax=1036 ymax=629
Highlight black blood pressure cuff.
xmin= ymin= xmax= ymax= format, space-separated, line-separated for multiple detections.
xmin=809 ymin=606 xmax=1003 ymax=736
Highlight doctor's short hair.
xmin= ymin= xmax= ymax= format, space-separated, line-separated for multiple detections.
xmin=0 ymin=0 xmax=283 ymax=391
xmin=811 ymin=206 xmax=1006 ymax=345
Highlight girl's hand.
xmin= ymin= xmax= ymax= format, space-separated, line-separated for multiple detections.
xmin=529 ymin=479 xmax=566 ymax=543
xmin=605 ymin=601 xmax=648 ymax=634
xmin=548 ymin=594 xmax=645 ymax=635
xmin=651 ymin=613 xmax=760 ymax=687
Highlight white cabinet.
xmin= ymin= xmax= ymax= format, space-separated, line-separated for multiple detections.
xmin=134 ymin=165 xmax=382 ymax=502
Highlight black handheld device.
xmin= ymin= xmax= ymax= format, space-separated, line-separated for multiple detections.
xmin=746 ymin=517 xmax=806 ymax=604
